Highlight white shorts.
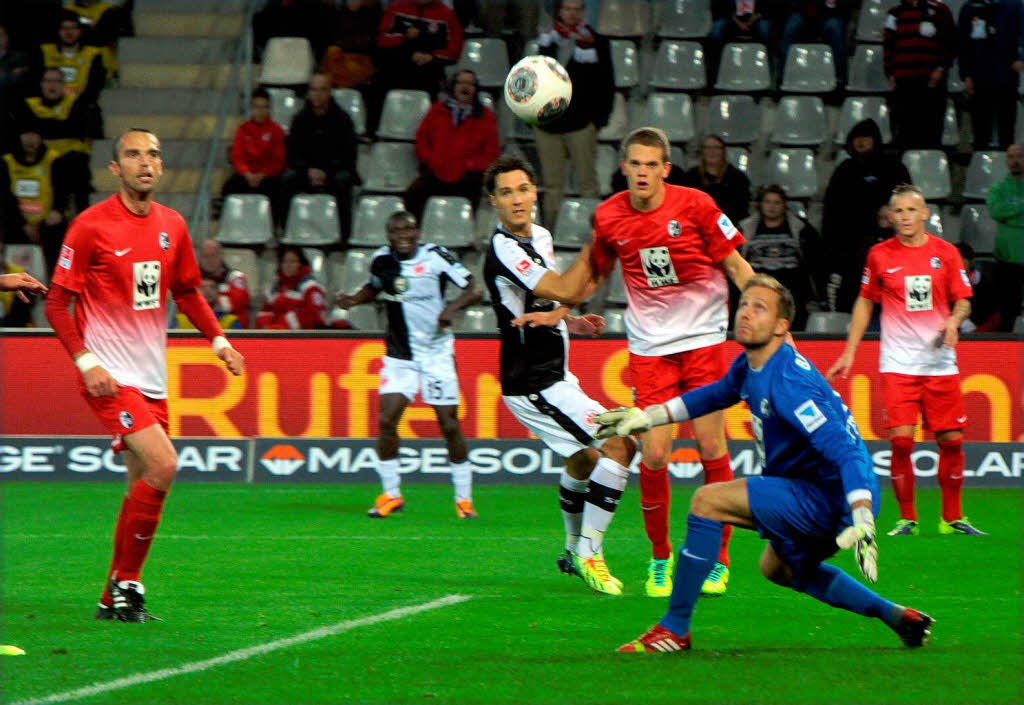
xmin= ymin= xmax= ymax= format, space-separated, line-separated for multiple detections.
xmin=503 ymin=379 xmax=609 ymax=458
xmin=379 ymin=355 xmax=460 ymax=406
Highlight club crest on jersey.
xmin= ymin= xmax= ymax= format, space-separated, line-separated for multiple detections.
xmin=119 ymin=411 xmax=134 ymax=429
xmin=133 ymin=261 xmax=161 ymax=310
xmin=639 ymin=246 xmax=679 ymax=288
xmin=667 ymin=220 xmax=681 ymax=237
xmin=930 ymin=256 xmax=941 ymax=270
xmin=394 ymin=276 xmax=409 ymax=293
xmin=905 ymin=274 xmax=932 ymax=311
xmin=760 ymin=399 xmax=771 ymax=417
xmin=159 ymin=231 xmax=170 ymax=251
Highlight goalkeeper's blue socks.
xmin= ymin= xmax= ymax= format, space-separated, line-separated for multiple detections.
xmin=794 ymin=563 xmax=902 ymax=627
xmin=659 ymin=514 xmax=722 ymax=636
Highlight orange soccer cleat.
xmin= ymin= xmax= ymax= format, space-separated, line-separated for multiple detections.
xmin=367 ymin=493 xmax=405 ymax=518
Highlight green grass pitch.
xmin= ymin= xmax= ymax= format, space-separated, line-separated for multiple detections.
xmin=1 ymin=483 xmax=1021 ymax=705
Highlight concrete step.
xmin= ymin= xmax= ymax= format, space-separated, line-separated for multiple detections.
xmin=105 ymin=114 xmax=240 ymax=140
xmin=135 ymin=13 xmax=244 ymax=38
xmin=118 ymin=37 xmax=236 ymax=64
xmin=100 ymin=88 xmax=227 ymax=116
xmin=120 ymin=63 xmax=234 ymax=89
xmin=91 ymin=139 xmax=214 ymax=170
xmin=135 ymin=0 xmax=248 ymax=12
xmin=93 ymin=166 xmax=228 ymax=194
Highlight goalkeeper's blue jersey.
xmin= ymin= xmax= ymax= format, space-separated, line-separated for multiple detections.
xmin=682 ymin=343 xmax=877 ymax=504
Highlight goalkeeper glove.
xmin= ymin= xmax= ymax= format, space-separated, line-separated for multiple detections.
xmin=836 ymin=505 xmax=878 ymax=583
xmin=594 ymin=406 xmax=655 ymax=439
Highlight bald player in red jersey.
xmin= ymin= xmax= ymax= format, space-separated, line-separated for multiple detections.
xmin=45 ymin=128 xmax=245 ymax=622
xmin=829 ymin=184 xmax=985 ymax=538
xmin=588 ymin=127 xmax=755 ymax=597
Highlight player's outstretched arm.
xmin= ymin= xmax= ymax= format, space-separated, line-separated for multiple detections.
xmin=827 ymin=296 xmax=874 ymax=381
xmin=337 ymin=283 xmax=378 ymax=311
xmin=0 ymin=272 xmax=47 ymax=301
xmin=531 ymin=243 xmax=598 ymax=304
xmin=836 ymin=500 xmax=878 ymax=583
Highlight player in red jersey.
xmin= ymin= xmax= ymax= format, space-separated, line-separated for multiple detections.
xmin=45 ymin=129 xmax=246 ymax=622
xmin=589 ymin=127 xmax=755 ymax=596
xmin=828 ymin=184 xmax=985 ymax=537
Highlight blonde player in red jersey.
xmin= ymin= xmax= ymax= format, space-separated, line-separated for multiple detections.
xmin=828 ymin=184 xmax=984 ymax=537
xmin=45 ymin=129 xmax=246 ymax=622
xmin=588 ymin=127 xmax=755 ymax=597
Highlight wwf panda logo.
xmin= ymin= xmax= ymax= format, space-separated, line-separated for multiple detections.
xmin=639 ymin=246 xmax=679 ymax=287
xmin=119 ymin=411 xmax=134 ymax=429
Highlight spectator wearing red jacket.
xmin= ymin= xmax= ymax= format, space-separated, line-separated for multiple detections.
xmin=404 ymin=70 xmax=500 ymax=221
xmin=198 ymin=239 xmax=252 ymax=328
xmin=221 ymin=88 xmax=287 ymax=225
xmin=256 ymin=246 xmax=327 ymax=329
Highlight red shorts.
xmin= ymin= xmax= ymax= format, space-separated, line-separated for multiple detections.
xmin=629 ymin=343 xmax=727 ymax=408
xmin=82 ymin=385 xmax=169 ymax=453
xmin=881 ymin=372 xmax=966 ymax=432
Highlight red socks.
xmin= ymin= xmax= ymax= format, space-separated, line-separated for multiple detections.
xmin=937 ymin=438 xmax=965 ymax=522
xmin=102 ymin=480 xmax=167 ymax=595
xmin=639 ymin=462 xmax=672 ymax=559
xmin=890 ymin=436 xmax=916 ymax=521
xmin=702 ymin=454 xmax=733 ymax=566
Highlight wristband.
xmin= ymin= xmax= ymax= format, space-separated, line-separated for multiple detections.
xmin=75 ymin=352 xmax=101 ymax=374
xmin=212 ymin=336 xmax=231 ymax=354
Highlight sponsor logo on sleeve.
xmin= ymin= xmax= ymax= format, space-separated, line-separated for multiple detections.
xmin=716 ymin=213 xmax=738 ymax=240
xmin=58 ymin=245 xmax=74 ymax=270
xmin=795 ymin=400 xmax=827 ymax=433
xmin=515 ymin=259 xmax=533 ymax=275
xmin=861 ymin=266 xmax=871 ymax=285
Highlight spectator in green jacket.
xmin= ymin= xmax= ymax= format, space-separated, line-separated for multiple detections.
xmin=985 ymin=143 xmax=1024 ymax=330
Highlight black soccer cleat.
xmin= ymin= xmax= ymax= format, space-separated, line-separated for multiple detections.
xmin=109 ymin=578 xmax=162 ymax=623
xmin=893 ymin=608 xmax=934 ymax=647
xmin=557 ymin=549 xmax=581 ymax=577
xmin=94 ymin=603 xmax=116 ymax=620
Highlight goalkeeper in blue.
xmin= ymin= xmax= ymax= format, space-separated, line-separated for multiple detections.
xmin=597 ymin=274 xmax=934 ymax=653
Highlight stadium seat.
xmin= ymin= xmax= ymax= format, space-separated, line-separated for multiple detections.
xmin=656 ymin=0 xmax=712 ymax=39
xmin=926 ymin=204 xmax=946 ymax=238
xmin=377 ymin=89 xmax=431 ymax=141
xmin=553 ymin=198 xmax=601 ymax=249
xmin=338 ymin=248 xmax=375 ymax=293
xmin=606 ymin=264 xmax=628 ymax=304
xmin=780 ymin=43 xmax=837 ymax=93
xmin=4 ymin=244 xmax=47 ymax=284
xmin=611 ymin=40 xmax=639 ymax=90
xmin=947 ymin=60 xmax=964 ymax=93
xmin=963 ymin=151 xmax=1008 ymax=201
xmin=346 ymin=304 xmax=382 ymax=331
xmin=303 ymin=247 xmax=327 ymax=284
xmin=644 ymin=92 xmax=695 ymax=144
xmin=325 ymin=251 xmax=346 ymax=293
xmin=942 ymin=99 xmax=960 ymax=147
xmin=361 ymin=142 xmax=418 ymax=193
xmin=598 ymin=0 xmax=650 ymax=37
xmin=856 ymin=0 xmax=887 ymax=42
xmin=763 ymin=148 xmax=819 ymax=200
xmin=456 ymin=38 xmax=509 ymax=89
xmin=805 ymin=312 xmax=851 ymax=333
xmin=332 ymin=88 xmax=366 ymax=136
xmin=727 ymin=146 xmax=749 ymax=174
xmin=1014 ymin=315 xmax=1024 ymax=334
xmin=266 ymin=87 xmax=299 ymax=133
xmin=847 ymin=45 xmax=887 ymax=93
xmin=708 ymin=95 xmax=761 ymax=144
xmin=649 ymin=40 xmax=706 ymax=91
xmin=902 ymin=150 xmax=951 ymax=200
xmin=771 ymin=96 xmax=826 ymax=146
xmin=714 ymin=42 xmax=771 ymax=92
xmin=350 ymin=195 xmax=404 ymax=248
xmin=671 ymin=144 xmax=688 ymax=170
xmin=595 ymin=144 xmax=620 ymax=195
xmin=835 ymin=96 xmax=891 ymax=145
xmin=260 ymin=37 xmax=314 ymax=85
xmin=281 ymin=194 xmax=341 ymax=246
xmin=597 ymin=92 xmax=629 ymax=142
xmin=217 ymin=194 xmax=273 ymax=246
xmin=960 ymin=205 xmax=997 ymax=253
xmin=552 ymin=250 xmax=577 ymax=274
xmin=457 ymin=306 xmax=498 ymax=332
xmin=421 ymin=196 xmax=475 ymax=249
xmin=221 ymin=247 xmax=261 ymax=297
xmin=602 ymin=307 xmax=627 ymax=333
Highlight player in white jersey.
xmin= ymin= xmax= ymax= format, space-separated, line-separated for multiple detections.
xmin=482 ymin=154 xmax=637 ymax=595
xmin=338 ymin=210 xmax=482 ymax=519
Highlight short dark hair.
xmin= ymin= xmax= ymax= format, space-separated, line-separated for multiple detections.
xmin=112 ymin=127 xmax=158 ymax=163
xmin=619 ymin=127 xmax=670 ymax=163
xmin=756 ymin=184 xmax=788 ymax=204
xmin=251 ymin=87 xmax=270 ymax=102
xmin=484 ymin=154 xmax=536 ymax=194
xmin=743 ymin=273 xmax=796 ymax=324
xmin=386 ymin=210 xmax=418 ymax=233
xmin=278 ymin=245 xmax=309 ymax=268
xmin=890 ymin=183 xmax=924 ymax=205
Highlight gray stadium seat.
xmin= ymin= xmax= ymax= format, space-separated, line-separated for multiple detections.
xmin=708 ymin=94 xmax=760 ymax=144
xmin=421 ymin=196 xmax=475 ymax=249
xmin=221 ymin=247 xmax=261 ymax=299
xmin=942 ymin=99 xmax=960 ymax=147
xmin=925 ymin=204 xmax=946 ymax=238
xmin=780 ymin=43 xmax=837 ymax=93
xmin=602 ymin=307 xmax=627 ymax=333
xmin=456 ymin=38 xmax=509 ymax=89
xmin=597 ymin=92 xmax=629 ymax=142
xmin=902 ymin=150 xmax=951 ymax=200
xmin=644 ymin=92 xmax=695 ymax=144
xmin=727 ymin=146 xmax=750 ymax=174
xmin=856 ymin=0 xmax=887 ymax=42
xmin=553 ymin=198 xmax=601 ymax=249
xmin=4 ymin=244 xmax=47 ymax=284
xmin=338 ymin=248 xmax=376 ymax=293
xmin=346 ymin=304 xmax=382 ymax=331
xmin=606 ymin=264 xmax=628 ymax=305
xmin=714 ymin=42 xmax=771 ymax=92
xmin=325 ymin=251 xmax=346 ymax=293
xmin=611 ymin=39 xmax=639 ymax=90
xmin=805 ymin=312 xmax=851 ymax=333
xmin=260 ymin=37 xmax=314 ymax=85
xmin=656 ymin=0 xmax=712 ymax=39
xmin=596 ymin=144 xmax=620 ymax=195
xmin=1014 ymin=315 xmax=1024 ymax=334
xmin=303 ymin=247 xmax=326 ymax=285
xmin=960 ymin=205 xmax=997 ymax=253
xmin=217 ymin=194 xmax=273 ymax=246
xmin=281 ymin=194 xmax=341 ymax=246
xmin=377 ymin=89 xmax=431 ymax=141
xmin=771 ymin=96 xmax=826 ymax=146
xmin=552 ymin=251 xmax=577 ymax=274
xmin=671 ymin=144 xmax=688 ymax=170
xmin=649 ymin=40 xmax=706 ymax=91
xmin=266 ymin=87 xmax=300 ymax=133
xmin=361 ymin=142 xmax=418 ymax=193
xmin=835 ymin=96 xmax=891 ymax=145
xmin=848 ymin=45 xmax=887 ymax=93
xmin=598 ymin=0 xmax=650 ymax=37
xmin=332 ymin=88 xmax=366 ymax=136
xmin=457 ymin=306 xmax=498 ymax=332
xmin=963 ymin=151 xmax=1008 ymax=201
xmin=350 ymin=195 xmax=405 ymax=248
xmin=763 ymin=148 xmax=819 ymax=200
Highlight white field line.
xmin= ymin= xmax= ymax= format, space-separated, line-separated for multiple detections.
xmin=10 ymin=594 xmax=471 ymax=705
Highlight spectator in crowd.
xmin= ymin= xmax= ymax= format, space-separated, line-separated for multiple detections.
xmin=284 ymin=73 xmax=358 ymax=244
xmin=883 ymin=0 xmax=956 ymax=149
xmin=708 ymin=0 xmax=779 ymax=84
xmin=320 ymin=0 xmax=380 ymax=91
xmin=256 ymin=245 xmax=327 ymax=329
xmin=986 ymin=142 xmax=1024 ymax=330
xmin=404 ymin=69 xmax=500 ymax=221
xmin=221 ymin=87 xmax=287 ymax=227
xmin=198 ymin=238 xmax=252 ymax=329
xmin=1 ymin=22 xmax=32 ymax=98
xmin=1 ymin=127 xmax=72 ymax=275
xmin=533 ymin=0 xmax=615 ymax=228
xmin=0 ymin=239 xmax=36 ymax=327
xmin=37 ymin=11 xmax=106 ymax=102
xmin=779 ymin=0 xmax=853 ymax=88
xmin=955 ymin=242 xmax=1001 ymax=332
xmin=738 ymin=184 xmax=824 ymax=330
xmin=61 ymin=0 xmax=132 ymax=70
xmin=475 ymin=0 xmax=540 ymax=59
xmin=172 ymin=277 xmax=244 ymax=330
xmin=957 ymin=0 xmax=1024 ymax=150
xmin=679 ymin=134 xmax=751 ymax=226
xmin=822 ymin=118 xmax=910 ymax=312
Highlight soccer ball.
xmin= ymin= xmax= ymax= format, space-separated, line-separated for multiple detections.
xmin=503 ymin=55 xmax=572 ymax=127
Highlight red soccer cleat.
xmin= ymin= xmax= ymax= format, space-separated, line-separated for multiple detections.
xmin=616 ymin=624 xmax=692 ymax=653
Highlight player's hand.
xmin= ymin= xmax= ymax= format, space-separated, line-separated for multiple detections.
xmin=0 ymin=272 xmax=47 ymax=302
xmin=826 ymin=352 xmax=854 ymax=382
xmin=511 ymin=310 xmax=567 ymax=329
xmin=218 ymin=345 xmax=245 ymax=376
xmin=437 ymin=307 xmax=456 ymax=329
xmin=836 ymin=505 xmax=878 ymax=583
xmin=336 ymin=293 xmax=356 ymax=310
xmin=594 ymin=406 xmax=652 ymax=439
xmin=83 ymin=366 xmax=118 ymax=397
xmin=566 ymin=313 xmax=604 ymax=337
xmin=939 ymin=317 xmax=960 ymax=348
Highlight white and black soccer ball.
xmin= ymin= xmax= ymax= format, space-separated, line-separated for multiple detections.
xmin=503 ymin=55 xmax=572 ymax=127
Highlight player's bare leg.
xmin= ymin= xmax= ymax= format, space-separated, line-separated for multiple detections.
xmin=692 ymin=411 xmax=733 ymax=594
xmin=434 ymin=404 xmax=476 ymax=518
xmin=934 ymin=428 xmax=985 ymax=535
xmin=369 ymin=393 xmax=409 ymax=517
xmin=887 ymin=424 xmax=919 ymax=535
